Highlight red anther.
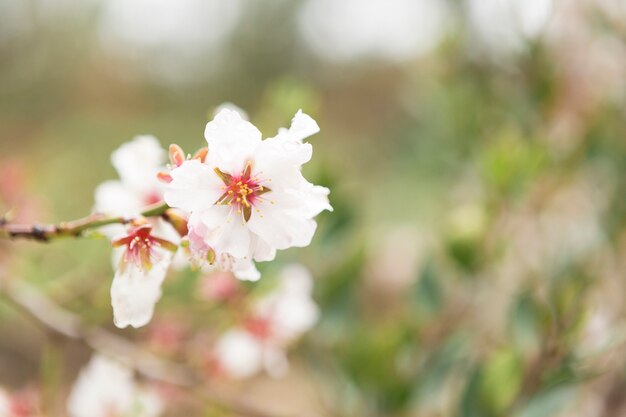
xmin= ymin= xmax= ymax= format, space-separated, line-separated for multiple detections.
xmin=112 ymin=223 xmax=177 ymax=271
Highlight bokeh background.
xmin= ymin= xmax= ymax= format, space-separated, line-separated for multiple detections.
xmin=1 ymin=0 xmax=626 ymax=416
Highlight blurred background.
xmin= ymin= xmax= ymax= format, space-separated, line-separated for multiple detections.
xmin=1 ymin=0 xmax=626 ymax=416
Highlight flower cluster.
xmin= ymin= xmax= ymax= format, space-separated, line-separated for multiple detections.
xmin=210 ymin=264 xmax=320 ymax=379
xmin=164 ymin=107 xmax=332 ymax=274
xmin=94 ymin=107 xmax=330 ymax=328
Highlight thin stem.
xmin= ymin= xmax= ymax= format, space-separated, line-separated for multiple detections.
xmin=0 ymin=202 xmax=170 ymax=242
xmin=0 ymin=279 xmax=279 ymax=417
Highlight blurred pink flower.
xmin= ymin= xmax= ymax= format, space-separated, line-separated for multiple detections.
xmin=197 ymin=271 xmax=241 ymax=302
xmin=212 ymin=264 xmax=319 ymax=379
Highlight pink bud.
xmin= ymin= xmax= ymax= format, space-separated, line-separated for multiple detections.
xmin=169 ymin=144 xmax=185 ymax=167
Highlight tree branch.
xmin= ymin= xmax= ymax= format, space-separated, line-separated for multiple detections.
xmin=0 ymin=202 xmax=170 ymax=242
xmin=0 ymin=278 xmax=278 ymax=417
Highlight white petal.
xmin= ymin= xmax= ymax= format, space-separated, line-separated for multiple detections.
xmin=231 ymin=257 xmax=261 ymax=282
xmin=247 ymin=198 xmax=318 ymax=252
xmin=214 ymin=329 xmax=263 ymax=379
xmin=67 ymin=355 xmax=135 ymax=417
xmin=111 ymin=135 xmax=165 ymax=192
xmin=110 ymin=252 xmax=172 ymax=329
xmin=298 ymin=182 xmax=333 ymax=218
xmin=252 ymin=139 xmax=312 ymax=188
xmin=164 ymin=160 xmax=223 ymax=212
xmin=250 ymin=235 xmax=277 ymax=262
xmin=204 ymin=108 xmax=261 ymax=172
xmin=198 ymin=206 xmax=251 ymax=259
xmin=286 ymin=109 xmax=320 ymax=142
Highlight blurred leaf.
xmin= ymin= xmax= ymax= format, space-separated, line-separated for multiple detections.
xmin=412 ymin=260 xmax=443 ymax=316
xmin=481 ymin=349 xmax=522 ymax=414
xmin=413 ymin=333 xmax=468 ymax=405
xmin=509 ymin=293 xmax=544 ymax=354
xmin=480 ymin=130 xmax=546 ymax=198
xmin=458 ymin=366 xmax=492 ymax=417
xmin=516 ymin=386 xmax=577 ymax=417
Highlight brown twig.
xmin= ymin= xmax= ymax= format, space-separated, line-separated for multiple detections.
xmin=0 ymin=279 xmax=278 ymax=417
xmin=0 ymin=202 xmax=169 ymax=242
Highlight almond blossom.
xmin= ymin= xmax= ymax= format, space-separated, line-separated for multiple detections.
xmin=110 ymin=221 xmax=177 ymax=328
xmin=212 ymin=264 xmax=320 ymax=379
xmin=94 ymin=136 xmax=180 ymax=328
xmin=94 ymin=135 xmax=166 ymax=216
xmin=164 ymin=108 xmax=332 ymax=270
xmin=67 ymin=354 xmax=163 ymax=417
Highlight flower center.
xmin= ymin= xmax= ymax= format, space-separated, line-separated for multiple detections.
xmin=112 ymin=224 xmax=177 ymax=271
xmin=214 ymin=162 xmax=270 ymax=222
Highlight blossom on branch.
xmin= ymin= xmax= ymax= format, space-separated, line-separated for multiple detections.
xmin=93 ymin=136 xmax=183 ymax=328
xmin=110 ymin=221 xmax=177 ymax=328
xmin=164 ymin=108 xmax=332 ymax=273
xmin=95 ymin=135 xmax=167 ymax=215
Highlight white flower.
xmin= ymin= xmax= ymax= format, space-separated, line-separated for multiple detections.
xmin=213 ymin=264 xmax=319 ymax=379
xmin=466 ymin=0 xmax=553 ymax=55
xmin=298 ymin=0 xmax=449 ymax=62
xmin=164 ymin=109 xmax=332 ymax=267
xmin=67 ymin=355 xmax=163 ymax=417
xmin=94 ymin=137 xmax=184 ymax=328
xmin=98 ymin=0 xmax=243 ymax=84
xmin=111 ymin=223 xmax=177 ymax=328
xmin=95 ymin=135 xmax=166 ymax=217
xmin=93 ymin=135 xmax=180 ymax=253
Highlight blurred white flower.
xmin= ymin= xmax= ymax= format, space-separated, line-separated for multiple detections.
xmin=165 ymin=109 xmax=331 ymax=268
xmin=213 ymin=329 xmax=265 ymax=379
xmin=94 ymin=135 xmax=166 ymax=217
xmin=298 ymin=0 xmax=448 ymax=62
xmin=466 ymin=0 xmax=553 ymax=55
xmin=67 ymin=355 xmax=162 ymax=417
xmin=213 ymin=264 xmax=319 ymax=379
xmin=98 ymin=0 xmax=243 ymax=83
